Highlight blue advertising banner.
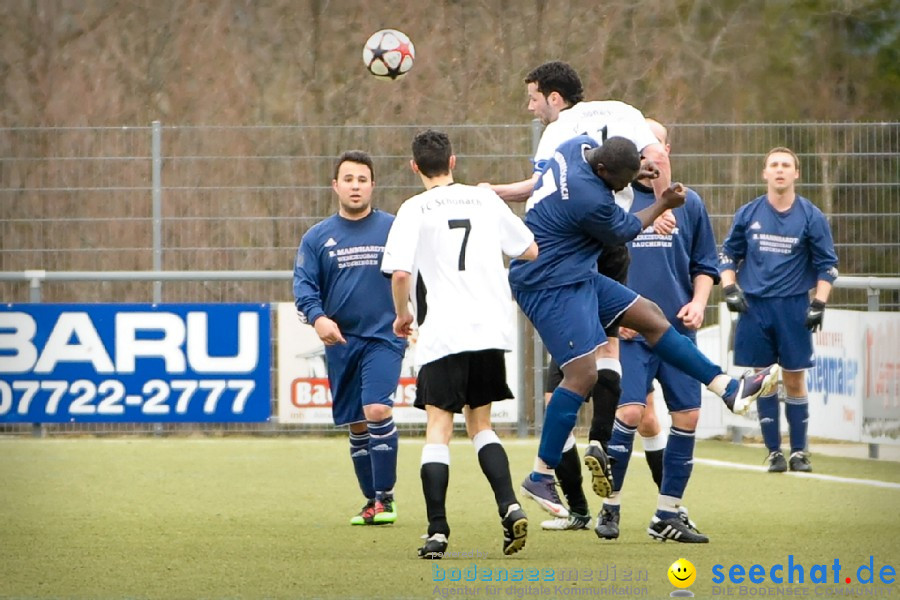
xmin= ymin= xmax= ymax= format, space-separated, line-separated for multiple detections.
xmin=0 ymin=304 xmax=271 ymax=423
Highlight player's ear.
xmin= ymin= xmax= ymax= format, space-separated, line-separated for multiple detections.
xmin=449 ymin=155 xmax=456 ymax=170
xmin=331 ymin=179 xmax=339 ymax=194
xmin=410 ymin=159 xmax=419 ymax=174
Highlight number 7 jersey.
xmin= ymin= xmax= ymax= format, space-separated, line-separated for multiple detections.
xmin=381 ymin=183 xmax=535 ymax=368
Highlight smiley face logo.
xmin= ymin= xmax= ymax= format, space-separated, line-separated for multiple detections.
xmin=668 ymin=558 xmax=696 ymax=589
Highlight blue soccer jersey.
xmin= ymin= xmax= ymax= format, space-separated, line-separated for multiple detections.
xmin=293 ymin=209 xmax=404 ymax=350
xmin=627 ymin=181 xmax=720 ymax=335
xmin=509 ymin=135 xmax=642 ymax=291
xmin=719 ymin=195 xmax=838 ymax=297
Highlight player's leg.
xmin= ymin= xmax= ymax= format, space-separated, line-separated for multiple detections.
xmin=733 ymin=297 xmax=787 ymax=472
xmin=647 ymin=363 xmax=707 ymax=543
xmin=583 ymin=339 xmax=618 ymax=500
xmin=325 ymin=342 xmax=376 ymax=525
xmin=617 ymin=295 xmax=780 ymax=413
xmin=419 ymin=405 xmax=454 ymax=558
xmin=638 ymin=391 xmax=664 ymax=490
xmin=585 ymin=245 xmax=630 ymax=496
xmin=595 ymin=339 xmax=653 ymax=540
xmin=463 ymin=351 xmax=528 ymax=556
xmin=360 ymin=340 xmax=404 ymax=524
xmin=772 ymin=295 xmax=817 ymax=472
xmin=543 ymin=358 xmax=591 ymax=531
xmin=514 ymin=282 xmax=601 ymax=517
xmin=414 ymin=353 xmax=467 ymax=559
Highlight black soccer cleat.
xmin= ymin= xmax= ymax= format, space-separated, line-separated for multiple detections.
xmin=594 ymin=506 xmax=620 ymax=540
xmin=583 ymin=444 xmax=614 ymax=498
xmin=767 ymin=450 xmax=788 ymax=473
xmin=418 ymin=533 xmax=449 ymax=559
xmin=648 ymin=515 xmax=709 ymax=543
xmin=501 ymin=503 xmax=528 ymax=556
xmin=789 ymin=451 xmax=812 ymax=472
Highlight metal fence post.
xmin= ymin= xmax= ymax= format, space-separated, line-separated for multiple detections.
xmin=152 ymin=120 xmax=163 ymax=304
xmin=530 ymin=118 xmax=545 ymax=435
xmin=24 ymin=270 xmax=44 ymax=437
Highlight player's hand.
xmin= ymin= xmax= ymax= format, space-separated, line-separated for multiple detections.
xmin=619 ymin=326 xmax=638 ymax=340
xmin=637 ymin=161 xmax=660 ymax=181
xmin=653 ymin=210 xmax=677 ymax=235
xmin=805 ymin=299 xmax=826 ymax=332
xmin=313 ymin=316 xmax=347 ymax=345
xmin=393 ymin=313 xmax=415 ymax=338
xmin=677 ymin=300 xmax=706 ymax=330
xmin=723 ymin=284 xmax=748 ymax=313
xmin=661 ymin=183 xmax=686 ymax=210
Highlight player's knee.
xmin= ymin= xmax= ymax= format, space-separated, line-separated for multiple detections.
xmin=671 ymin=409 xmax=699 ymax=431
xmin=616 ymin=404 xmax=643 ymax=427
xmin=363 ymin=403 xmax=393 ymax=422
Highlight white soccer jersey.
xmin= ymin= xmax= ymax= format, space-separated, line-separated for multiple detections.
xmin=533 ymin=100 xmax=659 ymax=169
xmin=381 ymin=183 xmax=535 ymax=367
xmin=532 ymin=100 xmax=658 ymax=211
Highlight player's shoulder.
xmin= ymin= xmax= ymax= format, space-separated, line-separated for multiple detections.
xmin=794 ymin=195 xmax=827 ymax=219
xmin=303 ymin=213 xmax=339 ymax=240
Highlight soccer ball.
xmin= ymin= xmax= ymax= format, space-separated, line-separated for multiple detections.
xmin=362 ymin=29 xmax=415 ymax=80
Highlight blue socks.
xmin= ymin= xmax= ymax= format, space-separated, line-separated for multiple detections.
xmin=785 ymin=396 xmax=809 ymax=453
xmin=757 ymin=392 xmax=781 ymax=451
xmin=368 ymin=417 xmax=398 ymax=496
xmin=651 ymin=327 xmax=721 ymax=386
xmin=661 ymin=426 xmax=695 ymax=502
xmin=349 ymin=431 xmax=375 ymax=499
xmin=607 ymin=418 xmax=637 ymax=494
xmin=538 ymin=387 xmax=584 ymax=469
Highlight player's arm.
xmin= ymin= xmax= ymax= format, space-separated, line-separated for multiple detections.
xmin=632 ymin=182 xmax=686 ymax=229
xmin=293 ymin=237 xmax=346 ymax=345
xmin=808 ymin=212 xmax=839 ymax=303
xmin=480 ymin=172 xmax=540 ymax=203
xmin=677 ymin=274 xmax=714 ymax=330
xmin=389 ymin=271 xmax=414 ymax=338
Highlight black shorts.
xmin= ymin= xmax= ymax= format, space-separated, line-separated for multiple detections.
xmin=415 ymin=349 xmax=514 ymax=414
xmin=597 ymin=244 xmax=630 ymax=336
xmin=598 ymin=244 xmax=630 ymax=284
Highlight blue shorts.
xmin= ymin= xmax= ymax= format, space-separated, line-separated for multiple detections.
xmin=734 ymin=294 xmax=814 ymax=371
xmin=515 ymin=274 xmax=638 ymax=367
xmin=620 ymin=338 xmax=701 ymax=412
xmin=324 ymin=336 xmax=404 ymax=426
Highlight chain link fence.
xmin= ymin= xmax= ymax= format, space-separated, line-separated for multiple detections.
xmin=1 ymin=122 xmax=898 ymax=436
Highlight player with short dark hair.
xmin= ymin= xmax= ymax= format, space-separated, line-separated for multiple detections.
xmin=509 ymin=134 xmax=780 ymax=534
xmin=594 ymin=120 xmax=719 ymax=543
xmin=382 ymin=129 xmax=539 ymax=559
xmin=720 ymin=147 xmax=838 ymax=474
xmin=293 ymin=150 xmax=406 ymax=526
xmin=481 ymin=62 xmax=678 ymax=528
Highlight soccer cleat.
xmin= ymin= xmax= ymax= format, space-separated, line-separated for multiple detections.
xmin=789 ymin=451 xmax=812 ymax=472
xmin=372 ymin=496 xmax=397 ymax=524
xmin=350 ymin=499 xmax=377 ymax=526
xmin=583 ymin=444 xmax=614 ymax=498
xmin=594 ymin=507 xmax=620 ymax=540
xmin=767 ymin=450 xmax=788 ymax=473
xmin=648 ymin=515 xmax=709 ymax=543
xmin=520 ymin=474 xmax=569 ymax=518
xmin=541 ymin=512 xmax=591 ymax=531
xmin=501 ymin=503 xmax=528 ymax=555
xmin=723 ymin=364 xmax=781 ymax=415
xmin=418 ymin=533 xmax=449 ymax=559
xmin=677 ymin=506 xmax=701 ymax=533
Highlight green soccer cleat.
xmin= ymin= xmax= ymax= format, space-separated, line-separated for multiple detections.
xmin=350 ymin=499 xmax=377 ymax=526
xmin=372 ymin=496 xmax=397 ymax=525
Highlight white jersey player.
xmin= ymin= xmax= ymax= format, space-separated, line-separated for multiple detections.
xmin=382 ymin=129 xmax=537 ymax=560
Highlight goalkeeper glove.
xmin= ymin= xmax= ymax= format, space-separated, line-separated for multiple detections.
xmin=723 ymin=284 xmax=748 ymax=313
xmin=805 ymin=299 xmax=826 ymax=332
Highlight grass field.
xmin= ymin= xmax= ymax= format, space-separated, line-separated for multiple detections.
xmin=2 ymin=437 xmax=898 ymax=599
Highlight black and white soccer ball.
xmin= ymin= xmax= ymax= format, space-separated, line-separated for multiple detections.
xmin=362 ymin=29 xmax=415 ymax=80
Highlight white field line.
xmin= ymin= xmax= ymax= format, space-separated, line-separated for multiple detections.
xmin=400 ymin=439 xmax=900 ymax=490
